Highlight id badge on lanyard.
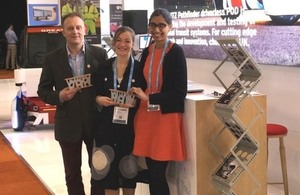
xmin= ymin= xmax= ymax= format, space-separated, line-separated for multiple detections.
xmin=112 ymin=106 xmax=129 ymax=124
xmin=147 ymin=101 xmax=160 ymax=111
xmin=147 ymin=40 xmax=170 ymax=112
xmin=112 ymin=56 xmax=134 ymax=124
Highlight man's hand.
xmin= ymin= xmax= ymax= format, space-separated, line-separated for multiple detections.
xmin=59 ymin=87 xmax=80 ymax=102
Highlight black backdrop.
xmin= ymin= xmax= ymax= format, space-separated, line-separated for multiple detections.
xmin=0 ymin=0 xmax=27 ymax=67
xmin=0 ymin=0 xmax=27 ymax=40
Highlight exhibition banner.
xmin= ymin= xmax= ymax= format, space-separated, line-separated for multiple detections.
xmin=155 ymin=0 xmax=300 ymax=66
xmin=27 ymin=0 xmax=102 ymax=44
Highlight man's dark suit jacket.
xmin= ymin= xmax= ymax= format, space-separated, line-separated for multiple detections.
xmin=37 ymin=44 xmax=107 ymax=143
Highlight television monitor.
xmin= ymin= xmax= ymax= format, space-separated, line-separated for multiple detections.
xmin=33 ymin=9 xmax=44 ymax=17
xmin=139 ymin=35 xmax=151 ymax=49
xmin=44 ymin=10 xmax=52 ymax=18
xmin=19 ymin=26 xmax=66 ymax=68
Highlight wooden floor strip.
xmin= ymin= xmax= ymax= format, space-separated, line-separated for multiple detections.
xmin=0 ymin=131 xmax=53 ymax=195
xmin=0 ymin=69 xmax=14 ymax=79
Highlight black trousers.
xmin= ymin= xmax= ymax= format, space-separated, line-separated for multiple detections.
xmin=145 ymin=157 xmax=170 ymax=195
xmin=59 ymin=135 xmax=104 ymax=195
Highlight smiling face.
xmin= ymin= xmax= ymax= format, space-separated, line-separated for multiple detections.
xmin=148 ymin=9 xmax=172 ymax=48
xmin=113 ymin=29 xmax=134 ymax=57
xmin=62 ymin=15 xmax=86 ymax=48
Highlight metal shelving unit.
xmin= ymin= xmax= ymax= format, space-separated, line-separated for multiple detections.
xmin=210 ymin=38 xmax=263 ymax=195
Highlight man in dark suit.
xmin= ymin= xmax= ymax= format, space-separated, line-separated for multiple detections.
xmin=37 ymin=12 xmax=107 ymax=195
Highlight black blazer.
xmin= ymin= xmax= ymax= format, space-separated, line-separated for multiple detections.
xmin=140 ymin=43 xmax=187 ymax=114
xmin=37 ymin=43 xmax=108 ymax=142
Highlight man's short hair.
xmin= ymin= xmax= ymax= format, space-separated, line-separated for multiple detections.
xmin=61 ymin=12 xmax=83 ymax=26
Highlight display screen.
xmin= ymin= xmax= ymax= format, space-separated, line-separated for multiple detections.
xmin=33 ymin=9 xmax=52 ymax=18
xmin=19 ymin=26 xmax=66 ymax=68
xmin=27 ymin=33 xmax=65 ymax=67
xmin=154 ymin=0 xmax=300 ymax=66
xmin=33 ymin=9 xmax=44 ymax=17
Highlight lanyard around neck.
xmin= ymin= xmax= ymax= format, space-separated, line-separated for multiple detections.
xmin=148 ymin=40 xmax=170 ymax=92
xmin=113 ymin=55 xmax=135 ymax=92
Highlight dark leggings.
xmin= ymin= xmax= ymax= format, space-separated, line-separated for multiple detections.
xmin=145 ymin=157 xmax=170 ymax=195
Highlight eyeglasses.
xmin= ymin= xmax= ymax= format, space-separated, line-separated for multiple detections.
xmin=148 ymin=23 xmax=167 ymax=30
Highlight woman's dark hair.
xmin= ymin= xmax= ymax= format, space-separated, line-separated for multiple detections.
xmin=112 ymin=26 xmax=135 ymax=45
xmin=149 ymin=8 xmax=172 ymax=25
